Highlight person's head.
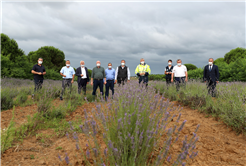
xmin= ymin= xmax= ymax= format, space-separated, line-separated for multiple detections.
xmin=121 ymin=60 xmax=125 ymax=66
xmin=177 ymin=59 xmax=182 ymax=66
xmin=208 ymin=58 xmax=214 ymax=65
xmin=80 ymin=61 xmax=85 ymax=67
xmin=140 ymin=58 xmax=145 ymax=65
xmin=38 ymin=58 xmax=43 ymax=65
xmin=108 ymin=62 xmax=112 ymax=69
xmin=168 ymin=59 xmax=172 ymax=65
xmin=66 ymin=60 xmax=70 ymax=67
xmin=96 ymin=61 xmax=101 ymax=67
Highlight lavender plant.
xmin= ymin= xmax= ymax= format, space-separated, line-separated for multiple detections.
xmin=60 ymin=81 xmax=200 ymax=165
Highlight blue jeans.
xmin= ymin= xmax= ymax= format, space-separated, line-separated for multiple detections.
xmin=34 ymin=79 xmax=43 ymax=92
xmin=105 ymin=80 xmax=114 ymax=99
xmin=175 ymin=77 xmax=186 ymax=91
xmin=92 ymin=79 xmax=104 ymax=96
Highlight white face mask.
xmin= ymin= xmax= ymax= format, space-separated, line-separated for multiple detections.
xmin=38 ymin=61 xmax=43 ymax=64
xmin=141 ymin=61 xmax=145 ymax=65
xmin=66 ymin=64 xmax=70 ymax=67
xmin=177 ymin=63 xmax=181 ymax=66
xmin=108 ymin=66 xmax=112 ymax=69
xmin=168 ymin=62 xmax=172 ymax=65
xmin=121 ymin=63 xmax=125 ymax=66
xmin=97 ymin=63 xmax=100 ymax=67
xmin=81 ymin=65 xmax=84 ymax=67
xmin=208 ymin=62 xmax=213 ymax=65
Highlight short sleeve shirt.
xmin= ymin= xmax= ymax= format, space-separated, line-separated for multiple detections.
xmin=60 ymin=66 xmax=75 ymax=79
xmin=172 ymin=65 xmax=187 ymax=77
xmin=32 ymin=64 xmax=46 ymax=80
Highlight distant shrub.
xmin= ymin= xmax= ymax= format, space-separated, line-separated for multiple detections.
xmin=1 ymin=92 xmax=14 ymax=110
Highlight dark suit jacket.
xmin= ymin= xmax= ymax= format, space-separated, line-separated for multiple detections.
xmin=203 ymin=64 xmax=219 ymax=82
xmin=75 ymin=67 xmax=90 ymax=83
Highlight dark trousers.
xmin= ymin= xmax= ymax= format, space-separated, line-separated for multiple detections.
xmin=92 ymin=79 xmax=104 ymax=96
xmin=60 ymin=79 xmax=72 ymax=97
xmin=175 ymin=77 xmax=186 ymax=91
xmin=166 ymin=78 xmax=171 ymax=85
xmin=117 ymin=78 xmax=126 ymax=86
xmin=34 ymin=79 xmax=43 ymax=92
xmin=139 ymin=76 xmax=148 ymax=86
xmin=105 ymin=80 xmax=114 ymax=99
xmin=78 ymin=79 xmax=87 ymax=95
xmin=207 ymin=80 xmax=217 ymax=97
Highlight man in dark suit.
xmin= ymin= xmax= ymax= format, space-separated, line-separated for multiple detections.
xmin=203 ymin=58 xmax=219 ymax=97
xmin=75 ymin=61 xmax=89 ymax=95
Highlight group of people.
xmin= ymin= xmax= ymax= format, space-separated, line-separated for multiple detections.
xmin=31 ymin=57 xmax=219 ymax=100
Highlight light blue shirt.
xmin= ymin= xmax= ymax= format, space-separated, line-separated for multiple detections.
xmin=60 ymin=66 xmax=75 ymax=79
xmin=105 ymin=68 xmax=115 ymax=80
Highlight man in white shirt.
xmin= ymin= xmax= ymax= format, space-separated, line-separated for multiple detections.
xmin=115 ymin=60 xmax=130 ymax=86
xmin=60 ymin=60 xmax=75 ymax=100
xmin=75 ymin=61 xmax=90 ymax=95
xmin=171 ymin=59 xmax=188 ymax=91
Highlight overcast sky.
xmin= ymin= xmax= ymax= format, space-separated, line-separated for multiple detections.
xmin=2 ymin=1 xmax=245 ymax=75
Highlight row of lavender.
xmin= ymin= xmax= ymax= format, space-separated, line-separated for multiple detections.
xmin=153 ymin=80 xmax=246 ymax=135
xmin=61 ymin=81 xmax=200 ymax=165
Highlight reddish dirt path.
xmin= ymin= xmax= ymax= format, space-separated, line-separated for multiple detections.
xmin=1 ymin=100 xmax=246 ymax=166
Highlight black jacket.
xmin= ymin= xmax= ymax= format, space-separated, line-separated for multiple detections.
xmin=203 ymin=64 xmax=219 ymax=82
xmin=75 ymin=67 xmax=90 ymax=83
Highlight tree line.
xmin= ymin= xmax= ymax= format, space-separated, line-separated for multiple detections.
xmin=1 ymin=33 xmax=245 ymax=82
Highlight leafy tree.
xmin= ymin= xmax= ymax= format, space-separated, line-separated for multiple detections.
xmin=224 ymin=47 xmax=246 ymax=64
xmin=27 ymin=46 xmax=66 ymax=72
xmin=213 ymin=58 xmax=225 ymax=65
xmin=184 ymin=64 xmax=198 ymax=71
xmin=188 ymin=68 xmax=203 ymax=79
xmin=1 ymin=33 xmax=25 ymax=61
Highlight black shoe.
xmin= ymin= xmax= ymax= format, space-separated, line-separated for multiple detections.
xmin=60 ymin=97 xmax=63 ymax=100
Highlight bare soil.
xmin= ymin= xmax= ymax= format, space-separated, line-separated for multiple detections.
xmin=1 ymin=99 xmax=245 ymax=166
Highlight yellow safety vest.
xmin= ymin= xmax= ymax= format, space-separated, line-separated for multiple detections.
xmin=135 ymin=64 xmax=151 ymax=75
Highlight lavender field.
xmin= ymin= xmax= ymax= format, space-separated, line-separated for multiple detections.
xmin=1 ymin=77 xmax=246 ymax=166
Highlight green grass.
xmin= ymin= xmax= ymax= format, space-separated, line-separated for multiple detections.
xmin=152 ymin=80 xmax=246 ymax=135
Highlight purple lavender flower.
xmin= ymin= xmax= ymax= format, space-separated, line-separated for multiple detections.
xmin=86 ymin=149 xmax=90 ymax=158
xmin=167 ymin=155 xmax=171 ymax=162
xmin=182 ymin=162 xmax=186 ymax=166
xmin=76 ymin=143 xmax=79 ymax=150
xmin=58 ymin=154 xmax=62 ymax=161
xmin=65 ymin=153 xmax=69 ymax=164
xmin=104 ymin=148 xmax=107 ymax=156
xmin=108 ymin=140 xmax=113 ymax=149
xmin=93 ymin=148 xmax=98 ymax=157
xmin=66 ymin=132 xmax=69 ymax=139
xmin=178 ymin=120 xmax=187 ymax=132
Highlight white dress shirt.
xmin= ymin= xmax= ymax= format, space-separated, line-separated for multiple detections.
xmin=81 ymin=67 xmax=87 ymax=79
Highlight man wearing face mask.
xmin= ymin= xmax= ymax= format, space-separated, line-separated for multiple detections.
xmin=91 ymin=61 xmax=106 ymax=98
xmin=203 ymin=58 xmax=219 ymax=97
xmin=135 ymin=58 xmax=151 ymax=86
xmin=31 ymin=58 xmax=46 ymax=96
xmin=75 ymin=61 xmax=89 ymax=95
xmin=59 ymin=60 xmax=75 ymax=100
xmin=115 ymin=60 xmax=130 ymax=86
xmin=105 ymin=63 xmax=115 ymax=100
xmin=165 ymin=59 xmax=173 ymax=87
xmin=171 ymin=59 xmax=188 ymax=91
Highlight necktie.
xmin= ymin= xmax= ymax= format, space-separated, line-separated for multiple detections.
xmin=209 ymin=66 xmax=211 ymax=71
